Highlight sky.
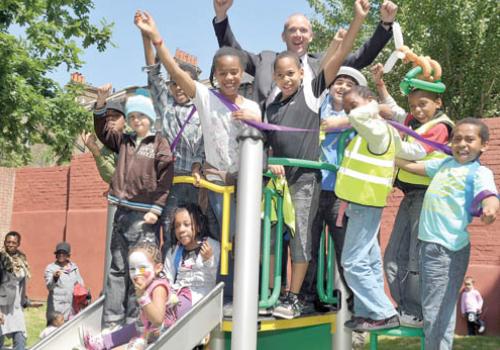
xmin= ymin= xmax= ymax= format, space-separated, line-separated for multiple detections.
xmin=50 ymin=1 xmax=315 ymax=91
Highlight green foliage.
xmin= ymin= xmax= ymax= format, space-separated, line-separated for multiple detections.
xmin=307 ymin=0 xmax=499 ymax=119
xmin=0 ymin=0 xmax=113 ymax=166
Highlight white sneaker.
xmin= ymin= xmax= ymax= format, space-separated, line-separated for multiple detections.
xmin=399 ymin=311 xmax=423 ymax=328
xmin=223 ymin=303 xmax=233 ymax=318
xmin=478 ymin=325 xmax=486 ymax=334
xmin=101 ymin=322 xmax=121 ymax=335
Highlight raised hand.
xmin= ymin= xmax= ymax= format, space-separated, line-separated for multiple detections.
xmin=82 ymin=133 xmax=100 ymax=155
xmin=380 ymin=0 xmax=398 ymax=23
xmin=134 ymin=10 xmax=161 ymax=42
xmin=354 ymin=0 xmax=371 ymax=19
xmin=370 ymin=63 xmax=384 ymax=85
xmin=213 ymin=0 xmax=233 ymax=21
xmin=96 ymin=83 xmax=112 ymax=109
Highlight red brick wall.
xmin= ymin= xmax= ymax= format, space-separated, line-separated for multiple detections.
xmin=0 ymin=167 xmax=15 ymax=235
xmin=9 ymin=154 xmax=108 ymax=301
xmin=380 ymin=117 xmax=500 ymax=335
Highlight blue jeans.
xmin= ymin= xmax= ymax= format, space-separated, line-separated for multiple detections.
xmin=341 ymin=203 xmax=396 ymax=320
xmin=102 ymin=207 xmax=159 ymax=327
xmin=159 ymin=183 xmax=199 ymax=257
xmin=0 ymin=332 xmax=26 ymax=350
xmin=384 ymin=189 xmax=426 ymax=318
xmin=420 ymin=242 xmax=470 ymax=350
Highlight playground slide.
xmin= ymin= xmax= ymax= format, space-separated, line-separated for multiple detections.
xmin=31 ymin=283 xmax=224 ymax=350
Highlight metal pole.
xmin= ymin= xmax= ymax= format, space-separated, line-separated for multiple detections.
xmin=231 ymin=128 xmax=264 ymax=350
xmin=102 ymin=203 xmax=116 ymax=291
xmin=333 ymin=259 xmax=353 ymax=350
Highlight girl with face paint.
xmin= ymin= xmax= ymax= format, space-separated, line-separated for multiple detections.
xmin=81 ymin=242 xmax=192 ymax=350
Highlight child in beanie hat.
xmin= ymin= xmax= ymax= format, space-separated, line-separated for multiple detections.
xmin=125 ymin=95 xmax=156 ymax=125
xmin=93 ymin=83 xmax=174 ymax=328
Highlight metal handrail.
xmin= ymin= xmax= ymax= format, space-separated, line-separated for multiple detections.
xmin=259 ymin=186 xmax=284 ymax=308
xmin=173 ymin=176 xmax=234 ymax=275
xmin=261 ymin=158 xmax=341 ymax=308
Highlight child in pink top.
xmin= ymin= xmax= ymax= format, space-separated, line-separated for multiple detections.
xmin=461 ymin=276 xmax=485 ymax=335
xmin=81 ymin=242 xmax=192 ymax=349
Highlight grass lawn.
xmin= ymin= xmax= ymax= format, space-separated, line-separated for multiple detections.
xmin=362 ymin=334 xmax=500 ymax=350
xmin=15 ymin=304 xmax=500 ymax=349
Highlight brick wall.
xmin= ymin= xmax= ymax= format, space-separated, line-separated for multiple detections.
xmin=9 ymin=154 xmax=108 ymax=300
xmin=0 ymin=167 xmax=15 ymax=235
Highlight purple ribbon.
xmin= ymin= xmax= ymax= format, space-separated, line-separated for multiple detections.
xmin=387 ymin=120 xmax=452 ymax=155
xmin=210 ymin=89 xmax=345 ymax=133
xmin=170 ymin=106 xmax=197 ymax=152
xmin=470 ymin=190 xmax=499 ymax=217
xmin=174 ymin=89 xmax=450 ymax=154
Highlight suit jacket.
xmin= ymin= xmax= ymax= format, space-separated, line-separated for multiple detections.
xmin=213 ymin=17 xmax=392 ymax=106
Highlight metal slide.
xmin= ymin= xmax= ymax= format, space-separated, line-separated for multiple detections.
xmin=31 ymin=295 xmax=105 ymax=350
xmin=31 ymin=284 xmax=224 ymax=350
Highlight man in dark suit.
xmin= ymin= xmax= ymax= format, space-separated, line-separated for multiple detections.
xmin=213 ymin=0 xmax=398 ymax=107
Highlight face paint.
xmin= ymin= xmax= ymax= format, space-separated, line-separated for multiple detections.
xmin=129 ymin=251 xmax=155 ymax=285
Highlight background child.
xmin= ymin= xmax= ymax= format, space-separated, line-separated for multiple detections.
xmin=82 ymin=242 xmax=191 ymax=350
xmin=397 ymin=118 xmax=499 ymax=349
xmin=371 ymin=63 xmax=454 ymax=327
xmin=39 ymin=311 xmax=64 ymax=339
xmin=335 ymin=86 xmax=427 ymax=331
xmin=164 ymin=204 xmax=220 ymax=305
xmin=94 ymin=87 xmax=174 ymax=330
xmin=461 ymin=276 xmax=485 ymax=335
xmin=267 ymin=0 xmax=369 ymax=319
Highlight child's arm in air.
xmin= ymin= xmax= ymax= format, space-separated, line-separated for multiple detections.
xmin=323 ymin=0 xmax=370 ymax=86
xmin=371 ymin=63 xmax=406 ymax=122
xmin=135 ymin=11 xmax=196 ymax=99
xmin=93 ymin=83 xmax=123 ymax=153
xmin=395 ymin=158 xmax=426 ymax=176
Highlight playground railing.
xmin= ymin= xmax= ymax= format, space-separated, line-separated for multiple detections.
xmin=258 ymin=157 xmax=339 ymax=308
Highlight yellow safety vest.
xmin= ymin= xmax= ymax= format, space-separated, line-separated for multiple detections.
xmin=335 ymin=127 xmax=396 ymax=207
xmin=397 ymin=114 xmax=454 ymax=186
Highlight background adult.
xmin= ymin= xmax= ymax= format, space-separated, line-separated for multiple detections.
xmin=44 ymin=242 xmax=84 ymax=322
xmin=0 ymin=232 xmax=31 ymax=350
xmin=212 ymin=0 xmax=397 ymax=106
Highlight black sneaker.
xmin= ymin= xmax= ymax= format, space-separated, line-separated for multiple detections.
xmin=272 ymin=293 xmax=304 ymax=319
xmin=344 ymin=316 xmax=365 ymax=329
xmin=353 ymin=314 xmax=400 ymax=332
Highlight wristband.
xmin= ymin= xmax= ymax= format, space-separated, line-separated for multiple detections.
xmin=137 ymin=293 xmax=152 ymax=307
xmin=152 ymin=38 xmax=163 ymax=47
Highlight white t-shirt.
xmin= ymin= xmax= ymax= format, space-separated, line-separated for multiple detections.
xmin=193 ymin=82 xmax=261 ymax=182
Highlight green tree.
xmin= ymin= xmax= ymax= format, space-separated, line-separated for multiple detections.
xmin=307 ymin=0 xmax=499 ymax=119
xmin=0 ymin=0 xmax=113 ymax=166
